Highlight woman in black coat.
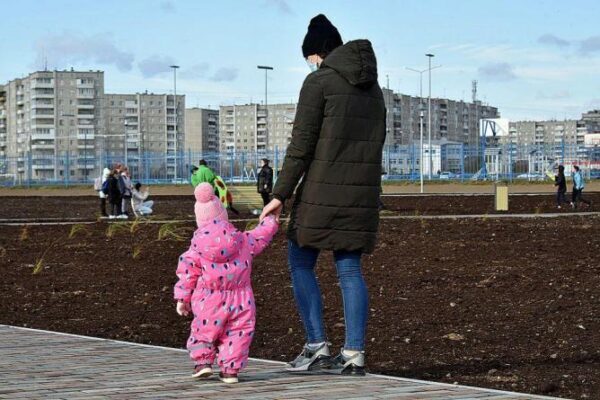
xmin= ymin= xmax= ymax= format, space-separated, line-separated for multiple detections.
xmin=261 ymin=14 xmax=385 ymax=375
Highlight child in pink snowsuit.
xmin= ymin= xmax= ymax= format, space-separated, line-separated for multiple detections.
xmin=174 ymin=183 xmax=278 ymax=384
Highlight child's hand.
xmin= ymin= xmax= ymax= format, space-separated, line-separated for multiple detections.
xmin=176 ymin=301 xmax=191 ymax=316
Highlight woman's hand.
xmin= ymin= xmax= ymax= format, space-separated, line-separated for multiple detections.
xmin=260 ymin=198 xmax=283 ymax=223
xmin=176 ymin=301 xmax=191 ymax=317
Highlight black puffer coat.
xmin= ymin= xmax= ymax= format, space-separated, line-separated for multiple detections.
xmin=273 ymin=39 xmax=386 ymax=253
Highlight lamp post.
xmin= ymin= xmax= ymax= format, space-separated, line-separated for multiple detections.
xmin=426 ymin=53 xmax=435 ymax=180
xmin=257 ymin=65 xmax=273 ymax=154
xmin=407 ymin=63 xmax=441 ymax=192
xmin=170 ymin=64 xmax=180 ymax=182
xmin=61 ymin=113 xmax=76 ymax=182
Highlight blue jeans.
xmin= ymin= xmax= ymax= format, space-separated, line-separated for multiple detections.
xmin=288 ymin=240 xmax=368 ymax=351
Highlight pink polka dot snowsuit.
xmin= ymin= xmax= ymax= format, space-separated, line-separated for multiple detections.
xmin=174 ymin=216 xmax=278 ymax=374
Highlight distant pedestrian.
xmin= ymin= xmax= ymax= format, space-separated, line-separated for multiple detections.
xmin=95 ymin=167 xmax=111 ymax=217
xmin=570 ymin=165 xmax=591 ymax=209
xmin=191 ymin=159 xmax=216 ymax=188
xmin=119 ymin=166 xmax=133 ymax=218
xmin=554 ymin=165 xmax=569 ymax=209
xmin=174 ymin=183 xmax=278 ymax=384
xmin=257 ymin=158 xmax=274 ymax=207
xmin=132 ymin=182 xmax=154 ymax=216
xmin=106 ymin=169 xmax=122 ymax=219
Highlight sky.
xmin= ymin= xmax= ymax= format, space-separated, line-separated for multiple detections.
xmin=1 ymin=0 xmax=599 ymax=121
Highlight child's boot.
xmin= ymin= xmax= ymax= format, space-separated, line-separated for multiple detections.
xmin=219 ymin=372 xmax=238 ymax=384
xmin=192 ymin=364 xmax=213 ymax=378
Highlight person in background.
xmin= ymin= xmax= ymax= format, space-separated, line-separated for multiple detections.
xmin=107 ymin=168 xmax=123 ymax=219
xmin=257 ymin=158 xmax=274 ymax=207
xmin=571 ymin=165 xmax=592 ymax=209
xmin=119 ymin=166 xmax=133 ymax=218
xmin=190 ymin=159 xmax=216 ymax=188
xmin=96 ymin=167 xmax=111 ymax=217
xmin=554 ymin=165 xmax=569 ymax=209
xmin=132 ymin=182 xmax=154 ymax=216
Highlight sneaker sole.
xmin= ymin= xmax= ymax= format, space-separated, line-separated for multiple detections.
xmin=192 ymin=368 xmax=213 ymax=378
xmin=285 ymin=355 xmax=332 ymax=372
xmin=219 ymin=376 xmax=239 ymax=384
xmin=341 ymin=364 xmax=366 ymax=376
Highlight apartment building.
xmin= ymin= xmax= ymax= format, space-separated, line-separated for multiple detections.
xmin=102 ymin=92 xmax=185 ymax=179
xmin=505 ymin=119 xmax=588 ymax=164
xmin=582 ymin=109 xmax=600 ymax=133
xmin=184 ymin=108 xmax=219 ymax=154
xmin=219 ymin=103 xmax=296 ymax=154
xmin=0 ymin=69 xmax=188 ymax=182
xmin=0 ymin=70 xmax=104 ymax=182
xmin=382 ymin=88 xmax=500 ymax=147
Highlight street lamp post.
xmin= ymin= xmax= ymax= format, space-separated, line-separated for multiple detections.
xmin=426 ymin=53 xmax=435 ymax=180
xmin=257 ymin=65 xmax=273 ymax=155
xmin=170 ymin=65 xmax=180 ymax=182
xmin=407 ymin=63 xmax=441 ymax=192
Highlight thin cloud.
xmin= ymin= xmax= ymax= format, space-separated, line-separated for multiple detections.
xmin=538 ymin=34 xmax=570 ymax=48
xmin=478 ymin=62 xmax=517 ymax=81
xmin=180 ymin=63 xmax=211 ymax=79
xmin=211 ymin=67 xmax=238 ymax=82
xmin=160 ymin=1 xmax=176 ymax=13
xmin=33 ymin=32 xmax=134 ymax=72
xmin=579 ymin=35 xmax=600 ymax=55
xmin=265 ymin=0 xmax=294 ymax=15
xmin=138 ymin=55 xmax=177 ymax=78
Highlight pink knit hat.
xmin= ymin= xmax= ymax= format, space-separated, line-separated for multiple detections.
xmin=194 ymin=183 xmax=228 ymax=226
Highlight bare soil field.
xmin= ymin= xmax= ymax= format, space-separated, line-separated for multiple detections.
xmin=1 ymin=216 xmax=599 ymax=399
xmin=0 ymin=192 xmax=598 ymax=221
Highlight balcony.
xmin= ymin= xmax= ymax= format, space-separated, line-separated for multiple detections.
xmin=31 ymin=80 xmax=54 ymax=89
xmin=76 ymin=79 xmax=95 ymax=88
xmin=77 ymin=144 xmax=94 ymax=150
xmin=77 ymin=121 xmax=94 ymax=128
xmin=31 ymin=132 xmax=56 ymax=141
xmin=32 ymin=91 xmax=55 ymax=99
xmin=32 ymin=161 xmax=55 ymax=170
xmin=127 ymin=141 xmax=139 ymax=149
xmin=76 ymin=134 xmax=95 ymax=141
xmin=77 ymin=104 xmax=94 ymax=109
xmin=32 ymin=102 xmax=54 ymax=109
xmin=77 ymin=92 xmax=95 ymax=99
xmin=32 ymin=143 xmax=55 ymax=150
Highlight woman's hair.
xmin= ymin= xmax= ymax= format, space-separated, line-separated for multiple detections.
xmin=574 ymin=165 xmax=580 ymax=171
xmin=135 ymin=182 xmax=142 ymax=191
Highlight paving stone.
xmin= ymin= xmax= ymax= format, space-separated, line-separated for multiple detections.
xmin=0 ymin=325 xmax=558 ymax=400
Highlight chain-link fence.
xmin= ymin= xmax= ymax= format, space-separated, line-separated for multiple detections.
xmin=0 ymin=143 xmax=599 ymax=187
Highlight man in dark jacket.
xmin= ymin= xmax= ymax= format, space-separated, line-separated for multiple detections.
xmin=554 ymin=165 xmax=569 ymax=209
xmin=260 ymin=14 xmax=386 ymax=375
xmin=257 ymin=158 xmax=274 ymax=207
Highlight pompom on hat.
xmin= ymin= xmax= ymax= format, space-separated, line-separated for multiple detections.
xmin=194 ymin=183 xmax=228 ymax=226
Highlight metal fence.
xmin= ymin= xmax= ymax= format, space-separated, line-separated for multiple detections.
xmin=0 ymin=143 xmax=599 ymax=187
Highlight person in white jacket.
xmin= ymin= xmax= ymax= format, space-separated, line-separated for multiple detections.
xmin=132 ymin=182 xmax=153 ymax=215
xmin=98 ymin=168 xmax=111 ymax=217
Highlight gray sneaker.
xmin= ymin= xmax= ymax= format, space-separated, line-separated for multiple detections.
xmin=286 ymin=342 xmax=332 ymax=372
xmin=330 ymin=349 xmax=366 ymax=376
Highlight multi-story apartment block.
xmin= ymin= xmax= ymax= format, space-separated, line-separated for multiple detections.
xmin=184 ymin=108 xmax=219 ymax=155
xmin=582 ymin=109 xmax=600 ymax=133
xmin=382 ymin=88 xmax=500 ymax=147
xmin=505 ymin=119 xmax=588 ymax=164
xmin=219 ymin=103 xmax=296 ymax=154
xmin=0 ymin=69 xmax=186 ymax=182
xmin=1 ymin=70 xmax=104 ymax=182
xmin=102 ymin=92 xmax=185 ymax=179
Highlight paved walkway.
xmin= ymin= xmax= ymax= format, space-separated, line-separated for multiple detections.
xmin=0 ymin=325 xmax=558 ymax=400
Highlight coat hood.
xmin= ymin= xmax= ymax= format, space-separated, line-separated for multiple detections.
xmin=321 ymin=39 xmax=378 ymax=89
xmin=192 ymin=220 xmax=243 ymax=263
xmin=102 ymin=168 xmax=111 ymax=179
